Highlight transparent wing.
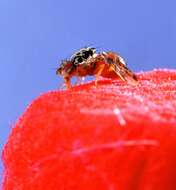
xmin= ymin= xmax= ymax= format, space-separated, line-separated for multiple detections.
xmin=103 ymin=52 xmax=138 ymax=85
xmin=114 ymin=62 xmax=138 ymax=85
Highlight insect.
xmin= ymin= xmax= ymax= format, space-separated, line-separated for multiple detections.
xmin=56 ymin=47 xmax=138 ymax=89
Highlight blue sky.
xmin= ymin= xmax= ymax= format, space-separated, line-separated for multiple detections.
xmin=0 ymin=0 xmax=176 ymax=181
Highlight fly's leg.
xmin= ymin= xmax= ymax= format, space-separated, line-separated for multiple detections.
xmin=64 ymin=76 xmax=72 ymax=89
xmin=95 ymin=64 xmax=105 ymax=86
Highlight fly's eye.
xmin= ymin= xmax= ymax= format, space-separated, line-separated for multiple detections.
xmin=74 ymin=56 xmax=83 ymax=65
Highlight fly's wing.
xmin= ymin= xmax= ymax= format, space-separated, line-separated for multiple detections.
xmin=114 ymin=61 xmax=138 ymax=85
xmin=109 ymin=54 xmax=138 ymax=85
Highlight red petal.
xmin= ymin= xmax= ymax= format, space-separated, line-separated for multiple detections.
xmin=2 ymin=69 xmax=176 ymax=190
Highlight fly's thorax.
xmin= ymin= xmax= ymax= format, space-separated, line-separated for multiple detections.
xmin=71 ymin=47 xmax=96 ymax=66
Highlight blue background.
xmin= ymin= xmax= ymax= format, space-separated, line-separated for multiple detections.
xmin=0 ymin=0 xmax=176 ymax=182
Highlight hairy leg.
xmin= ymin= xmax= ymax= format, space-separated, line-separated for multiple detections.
xmin=95 ymin=64 xmax=105 ymax=86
